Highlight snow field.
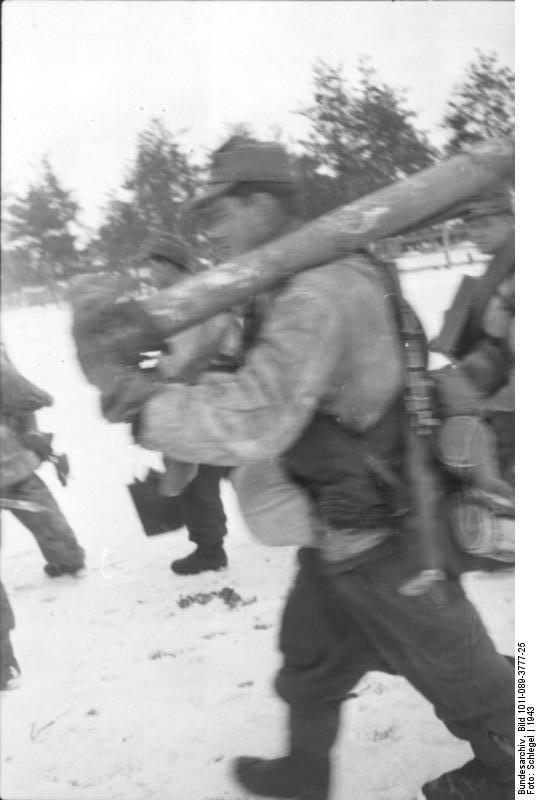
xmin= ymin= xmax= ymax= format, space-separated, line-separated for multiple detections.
xmin=0 ymin=265 xmax=513 ymax=799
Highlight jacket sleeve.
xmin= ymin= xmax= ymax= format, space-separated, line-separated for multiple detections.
xmin=138 ymin=279 xmax=344 ymax=466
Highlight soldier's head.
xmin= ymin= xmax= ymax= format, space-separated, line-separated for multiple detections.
xmin=464 ymin=186 xmax=514 ymax=256
xmin=143 ymin=233 xmax=197 ymax=288
xmin=188 ymin=136 xmax=299 ymax=262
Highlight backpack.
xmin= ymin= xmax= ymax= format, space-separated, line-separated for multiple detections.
xmin=429 ymin=235 xmax=515 ymax=569
xmin=376 ymin=247 xmax=514 ymax=589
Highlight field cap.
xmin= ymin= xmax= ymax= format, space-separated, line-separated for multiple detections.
xmin=187 ymin=137 xmax=296 ymax=211
xmin=144 ymin=233 xmax=197 ymax=273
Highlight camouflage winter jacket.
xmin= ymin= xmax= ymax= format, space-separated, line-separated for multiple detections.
xmin=0 ymin=345 xmax=53 ymax=489
xmin=138 ymin=253 xmax=404 ymax=466
xmin=155 ymin=313 xmax=243 ymax=496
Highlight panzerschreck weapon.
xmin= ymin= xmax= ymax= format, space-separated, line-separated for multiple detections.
xmin=141 ymin=137 xmax=514 ymax=337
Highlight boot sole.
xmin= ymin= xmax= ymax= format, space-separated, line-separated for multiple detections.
xmin=170 ymin=564 xmax=227 ymax=576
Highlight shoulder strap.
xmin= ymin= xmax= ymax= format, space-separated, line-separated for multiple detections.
xmin=373 ymin=255 xmax=452 ymax=599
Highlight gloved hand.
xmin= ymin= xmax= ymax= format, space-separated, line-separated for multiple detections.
xmin=100 ymin=367 xmax=163 ymax=424
xmin=71 ymin=275 xmax=164 ymax=390
xmin=90 ymin=299 xmax=164 ymax=367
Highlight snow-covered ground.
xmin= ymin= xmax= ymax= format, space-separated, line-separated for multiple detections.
xmin=396 ymin=246 xmax=486 ymax=272
xmin=0 ymin=264 xmax=513 ymax=800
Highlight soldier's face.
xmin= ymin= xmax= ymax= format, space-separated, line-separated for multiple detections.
xmin=205 ymin=195 xmax=278 ymax=262
xmin=467 ymin=214 xmax=514 ymax=256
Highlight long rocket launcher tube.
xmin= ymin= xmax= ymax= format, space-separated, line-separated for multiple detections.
xmin=142 ymin=137 xmax=514 ymax=336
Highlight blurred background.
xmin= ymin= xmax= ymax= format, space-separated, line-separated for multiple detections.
xmin=1 ymin=1 xmax=514 ymax=303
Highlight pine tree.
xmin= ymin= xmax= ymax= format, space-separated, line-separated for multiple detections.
xmin=298 ymin=59 xmax=436 ymax=217
xmin=6 ymin=158 xmax=81 ymax=293
xmin=95 ymin=118 xmax=200 ymax=270
xmin=442 ymin=51 xmax=514 ymax=154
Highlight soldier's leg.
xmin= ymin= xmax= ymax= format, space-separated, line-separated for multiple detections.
xmin=8 ymin=473 xmax=85 ymax=573
xmin=181 ymin=464 xmax=227 ymax=549
xmin=170 ymin=465 xmax=227 ymax=575
xmin=276 ymin=550 xmax=384 ymax=723
xmin=234 ymin=548 xmax=389 ymax=800
xmin=332 ymin=555 xmax=514 ymax=793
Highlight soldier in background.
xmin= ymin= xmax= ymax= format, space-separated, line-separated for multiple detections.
xmin=71 ymin=234 xmax=239 ymax=575
xmin=463 ymin=190 xmax=514 ymax=486
xmin=0 ymin=343 xmax=85 ymax=578
xmin=140 ymin=234 xmax=235 ymax=576
xmin=432 ymin=188 xmax=515 ymax=564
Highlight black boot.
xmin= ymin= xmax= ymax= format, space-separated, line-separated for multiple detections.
xmin=418 ymin=758 xmax=515 ymax=800
xmin=170 ymin=546 xmax=227 ymax=576
xmin=0 ymin=658 xmax=21 ymax=691
xmin=44 ymin=562 xmax=86 ymax=578
xmin=233 ymin=750 xmax=330 ymax=800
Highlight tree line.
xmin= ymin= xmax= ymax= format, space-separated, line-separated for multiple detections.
xmin=1 ymin=51 xmax=514 ymax=295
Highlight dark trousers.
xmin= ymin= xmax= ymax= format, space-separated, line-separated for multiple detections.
xmin=6 ymin=473 xmax=85 ymax=570
xmin=276 ymin=548 xmax=514 ymax=779
xmin=181 ymin=465 xmax=228 ymax=550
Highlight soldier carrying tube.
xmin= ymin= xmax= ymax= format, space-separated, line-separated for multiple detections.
xmin=70 ymin=136 xmax=515 ymax=800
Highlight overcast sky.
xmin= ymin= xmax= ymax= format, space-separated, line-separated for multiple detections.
xmin=2 ymin=0 xmax=515 ymax=231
